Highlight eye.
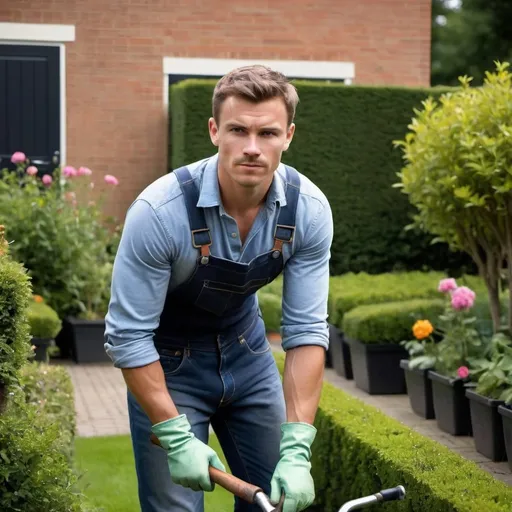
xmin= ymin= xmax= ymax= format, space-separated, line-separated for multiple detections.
xmin=261 ymin=131 xmax=277 ymax=137
xmin=230 ymin=127 xmax=244 ymax=133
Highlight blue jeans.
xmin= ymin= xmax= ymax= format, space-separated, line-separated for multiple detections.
xmin=127 ymin=314 xmax=286 ymax=512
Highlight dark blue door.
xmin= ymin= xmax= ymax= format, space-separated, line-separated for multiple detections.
xmin=0 ymin=44 xmax=60 ymax=175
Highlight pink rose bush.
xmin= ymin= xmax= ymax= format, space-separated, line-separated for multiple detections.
xmin=403 ymin=276 xmax=486 ymax=380
xmin=0 ymin=151 xmax=122 ymax=319
xmin=451 ymin=286 xmax=476 ymax=310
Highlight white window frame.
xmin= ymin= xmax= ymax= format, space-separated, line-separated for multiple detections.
xmin=0 ymin=22 xmax=76 ymax=167
xmin=162 ymin=56 xmax=355 ymax=107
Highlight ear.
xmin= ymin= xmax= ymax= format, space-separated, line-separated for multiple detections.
xmin=208 ymin=118 xmax=219 ymax=147
xmin=283 ymin=122 xmax=295 ymax=151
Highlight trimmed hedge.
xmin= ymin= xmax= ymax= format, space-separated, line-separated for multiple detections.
xmin=342 ymin=298 xmax=445 ymax=344
xmin=0 ymin=248 xmax=86 ymax=511
xmin=27 ymin=300 xmax=62 ymax=340
xmin=273 ymin=352 xmax=512 ymax=511
xmin=0 ymin=387 xmax=83 ymax=512
xmin=169 ymin=79 xmax=476 ymax=275
xmin=328 ymin=271 xmax=488 ymax=328
xmin=19 ymin=362 xmax=76 ymax=460
xmin=257 ymin=292 xmax=281 ymax=333
xmin=0 ymin=253 xmax=32 ymax=388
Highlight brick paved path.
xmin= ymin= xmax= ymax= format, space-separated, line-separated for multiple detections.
xmin=59 ymin=344 xmax=512 ymax=487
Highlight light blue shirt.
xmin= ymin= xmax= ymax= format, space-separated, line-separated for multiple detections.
xmin=104 ymin=154 xmax=333 ymax=368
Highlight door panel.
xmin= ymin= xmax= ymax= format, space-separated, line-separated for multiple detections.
xmin=0 ymin=44 xmax=60 ymax=174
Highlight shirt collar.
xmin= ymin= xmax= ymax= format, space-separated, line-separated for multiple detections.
xmin=196 ymin=154 xmax=288 ymax=210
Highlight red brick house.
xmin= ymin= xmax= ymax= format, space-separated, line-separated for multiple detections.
xmin=0 ymin=0 xmax=432 ymax=219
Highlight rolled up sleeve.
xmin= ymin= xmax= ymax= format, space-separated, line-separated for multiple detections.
xmin=104 ymin=199 xmax=173 ymax=368
xmin=280 ymin=199 xmax=334 ymax=351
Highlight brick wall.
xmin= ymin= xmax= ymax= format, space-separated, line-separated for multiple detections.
xmin=2 ymin=0 xmax=432 ymax=219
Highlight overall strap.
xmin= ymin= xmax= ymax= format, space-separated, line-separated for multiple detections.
xmin=273 ymin=165 xmax=300 ymax=254
xmin=174 ymin=166 xmax=212 ymax=264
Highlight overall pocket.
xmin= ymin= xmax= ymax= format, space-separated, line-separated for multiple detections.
xmin=159 ymin=348 xmax=188 ymax=376
xmin=239 ymin=315 xmax=271 ymax=355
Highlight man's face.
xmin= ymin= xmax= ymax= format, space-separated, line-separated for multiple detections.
xmin=208 ymin=95 xmax=295 ymax=190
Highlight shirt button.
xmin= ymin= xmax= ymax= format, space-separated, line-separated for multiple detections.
xmin=231 ymin=232 xmax=237 ymax=238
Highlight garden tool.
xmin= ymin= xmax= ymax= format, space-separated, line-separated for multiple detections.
xmin=150 ymin=434 xmax=405 ymax=511
xmin=150 ymin=433 xmax=285 ymax=511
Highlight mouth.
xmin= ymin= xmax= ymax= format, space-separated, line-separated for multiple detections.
xmin=238 ymin=163 xmax=263 ymax=168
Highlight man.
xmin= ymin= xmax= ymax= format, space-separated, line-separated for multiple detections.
xmin=104 ymin=64 xmax=333 ymax=512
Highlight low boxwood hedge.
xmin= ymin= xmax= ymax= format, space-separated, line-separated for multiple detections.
xmin=273 ymin=352 xmax=512 ymax=511
xmin=257 ymin=292 xmax=282 ymax=333
xmin=0 ymin=364 xmax=84 ymax=512
xmin=27 ymin=300 xmax=62 ymax=340
xmin=342 ymin=298 xmax=445 ymax=344
xmin=328 ymin=271 xmax=487 ymax=328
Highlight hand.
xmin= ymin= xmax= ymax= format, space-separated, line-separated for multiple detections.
xmin=151 ymin=414 xmax=226 ymax=492
xmin=270 ymin=422 xmax=317 ymax=512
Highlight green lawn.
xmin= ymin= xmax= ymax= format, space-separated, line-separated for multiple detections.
xmin=74 ymin=434 xmax=234 ymax=512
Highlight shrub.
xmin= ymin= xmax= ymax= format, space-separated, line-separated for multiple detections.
xmin=0 ymin=154 xmax=120 ymax=320
xmin=257 ymin=292 xmax=282 ymax=333
xmin=19 ymin=362 xmax=76 ymax=460
xmin=0 ymin=392 xmax=84 ymax=512
xmin=342 ymin=298 xmax=445 ymax=344
xmin=0 ymin=249 xmax=32 ymax=389
xmin=394 ymin=61 xmax=512 ymax=334
xmin=27 ymin=298 xmax=62 ymax=339
xmin=328 ymin=271 xmax=447 ymax=327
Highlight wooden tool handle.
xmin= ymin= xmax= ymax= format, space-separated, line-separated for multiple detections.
xmin=150 ymin=433 xmax=263 ymax=503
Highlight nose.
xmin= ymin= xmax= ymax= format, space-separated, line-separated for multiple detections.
xmin=243 ymin=136 xmax=261 ymax=157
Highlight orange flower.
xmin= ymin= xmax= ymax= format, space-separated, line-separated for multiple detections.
xmin=412 ymin=319 xmax=433 ymax=340
xmin=33 ymin=295 xmax=44 ymax=303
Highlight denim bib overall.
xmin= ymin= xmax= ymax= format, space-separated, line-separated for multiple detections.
xmin=153 ymin=164 xmax=300 ymax=344
xmin=127 ymin=164 xmax=300 ymax=512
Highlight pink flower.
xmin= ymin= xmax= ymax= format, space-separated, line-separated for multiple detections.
xmin=26 ymin=166 xmax=38 ymax=176
xmin=438 ymin=278 xmax=457 ymax=293
xmin=77 ymin=166 xmax=92 ymax=176
xmin=457 ymin=366 xmax=469 ymax=379
xmin=11 ymin=151 xmax=26 ymax=164
xmin=104 ymin=174 xmax=119 ymax=186
xmin=42 ymin=174 xmax=53 ymax=186
xmin=451 ymin=286 xmax=476 ymax=310
xmin=62 ymin=166 xmax=77 ymax=178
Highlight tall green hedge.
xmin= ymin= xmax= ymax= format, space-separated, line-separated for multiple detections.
xmin=169 ymin=80 xmax=476 ymax=276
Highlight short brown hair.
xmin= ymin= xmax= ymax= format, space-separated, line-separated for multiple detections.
xmin=212 ymin=65 xmax=299 ymax=126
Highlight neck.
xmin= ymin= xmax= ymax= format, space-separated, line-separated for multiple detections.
xmin=218 ymin=172 xmax=272 ymax=216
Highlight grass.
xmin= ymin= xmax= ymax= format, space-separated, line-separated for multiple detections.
xmin=74 ymin=434 xmax=234 ymax=512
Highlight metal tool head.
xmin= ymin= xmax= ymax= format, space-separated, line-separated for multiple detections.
xmin=254 ymin=491 xmax=285 ymax=512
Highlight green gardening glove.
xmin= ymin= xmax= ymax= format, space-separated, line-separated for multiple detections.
xmin=151 ymin=414 xmax=226 ymax=492
xmin=270 ymin=422 xmax=317 ymax=512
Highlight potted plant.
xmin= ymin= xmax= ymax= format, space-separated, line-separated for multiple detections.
xmin=26 ymin=295 xmax=62 ymax=363
xmin=467 ymin=331 xmax=512 ymax=462
xmin=428 ymin=283 xmax=488 ymax=436
xmin=342 ymin=298 xmax=444 ymax=395
xmin=400 ymin=316 xmax=439 ymax=419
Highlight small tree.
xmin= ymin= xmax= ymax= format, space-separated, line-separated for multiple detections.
xmin=394 ymin=61 xmax=512 ymax=334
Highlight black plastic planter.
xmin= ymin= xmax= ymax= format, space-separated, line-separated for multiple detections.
xmin=498 ymin=405 xmax=512 ymax=472
xmin=31 ymin=337 xmax=53 ymax=363
xmin=428 ymin=371 xmax=473 ymax=436
xmin=346 ymin=337 xmax=407 ymax=394
xmin=63 ymin=318 xmax=110 ymax=364
xmin=400 ymin=359 xmax=435 ymax=419
xmin=466 ymin=389 xmax=506 ymax=461
xmin=328 ymin=324 xmax=352 ymax=379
